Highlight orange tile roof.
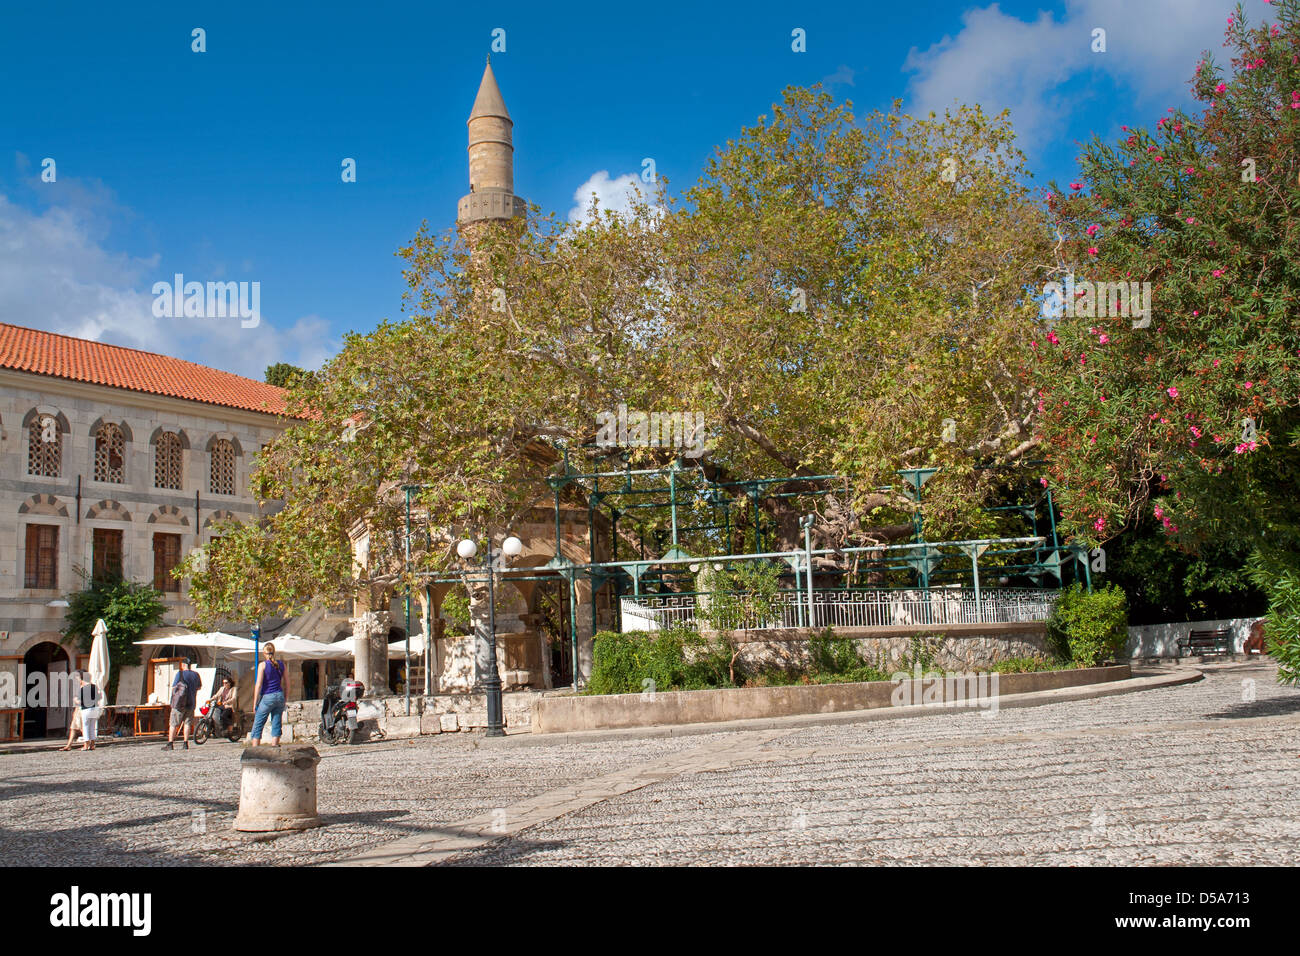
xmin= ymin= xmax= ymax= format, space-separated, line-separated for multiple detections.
xmin=0 ymin=323 xmax=291 ymax=417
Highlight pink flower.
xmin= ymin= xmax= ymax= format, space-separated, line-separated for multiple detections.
xmin=1088 ymin=246 xmax=1099 ymax=255
xmin=1154 ymin=506 xmax=1164 ymax=520
xmin=1094 ymin=517 xmax=1106 ymax=533
xmin=1226 ymin=17 xmax=1234 ymax=26
xmin=1047 ymin=331 xmax=1059 ymax=345
xmin=1070 ymin=182 xmax=1083 ymax=191
xmin=1186 ymin=217 xmax=1195 ymax=224
xmin=1040 ymin=477 xmax=1048 ymax=487
xmin=1191 ymin=426 xmax=1202 ymax=438
xmin=1099 ymin=334 xmax=1110 ymax=344
xmin=1215 ymin=82 xmax=1228 ymax=93
xmin=1213 ymin=358 xmax=1219 ymax=367
xmin=1154 ymin=156 xmax=1163 ymax=162
xmin=1086 ymin=223 xmax=1099 ymax=237
xmin=1244 ymin=381 xmax=1253 ymax=388
xmin=1193 ymin=310 xmax=1200 ymax=316
xmin=1212 ymin=269 xmax=1224 ymax=277
xmin=1166 ymin=386 xmax=1179 ymax=398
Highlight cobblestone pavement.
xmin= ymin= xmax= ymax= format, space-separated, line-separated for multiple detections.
xmin=2 ymin=661 xmax=1297 ymax=865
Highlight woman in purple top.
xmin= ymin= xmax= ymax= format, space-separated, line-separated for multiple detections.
xmin=250 ymin=643 xmax=287 ymax=746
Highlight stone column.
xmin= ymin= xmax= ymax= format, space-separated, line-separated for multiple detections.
xmin=468 ymin=577 xmax=504 ymax=689
xmin=350 ymin=606 xmax=392 ymax=697
xmin=573 ymin=576 xmax=595 ymax=687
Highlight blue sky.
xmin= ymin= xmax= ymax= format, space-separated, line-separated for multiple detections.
xmin=0 ymin=0 xmax=1245 ymax=378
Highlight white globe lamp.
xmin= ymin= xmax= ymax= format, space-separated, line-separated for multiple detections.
xmin=456 ymin=539 xmax=477 ymax=560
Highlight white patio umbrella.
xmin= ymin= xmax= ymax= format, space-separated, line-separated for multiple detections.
xmin=388 ymin=633 xmax=427 ymax=659
xmin=227 ymin=635 xmax=351 ymax=661
xmin=89 ymin=619 xmax=111 ymax=704
xmin=134 ymin=632 xmax=256 ymax=652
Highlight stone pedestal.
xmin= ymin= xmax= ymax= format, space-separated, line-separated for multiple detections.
xmin=233 ymin=745 xmax=323 ymax=832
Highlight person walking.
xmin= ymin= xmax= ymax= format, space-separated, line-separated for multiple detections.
xmin=163 ymin=659 xmax=202 ymax=751
xmin=76 ymin=672 xmax=102 ymax=752
xmin=250 ymin=644 xmax=286 ymax=746
xmin=57 ymin=706 xmax=83 ymax=751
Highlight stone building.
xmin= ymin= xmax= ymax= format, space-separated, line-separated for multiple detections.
xmin=0 ymin=323 xmax=291 ymax=735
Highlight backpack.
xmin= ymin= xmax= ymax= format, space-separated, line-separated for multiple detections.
xmin=170 ymin=675 xmax=188 ymax=709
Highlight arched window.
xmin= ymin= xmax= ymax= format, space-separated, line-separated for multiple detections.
xmin=155 ymin=432 xmax=184 ymax=490
xmin=209 ymin=439 xmax=236 ymax=495
xmin=93 ymin=423 xmax=126 ymax=483
xmin=27 ymin=416 xmax=62 ymax=477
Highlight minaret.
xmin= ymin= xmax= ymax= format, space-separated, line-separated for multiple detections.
xmin=457 ymin=57 xmax=526 ymax=225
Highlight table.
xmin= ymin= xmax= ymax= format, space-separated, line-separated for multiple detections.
xmin=134 ymin=704 xmax=171 ymax=737
xmin=0 ymin=708 xmax=23 ymax=742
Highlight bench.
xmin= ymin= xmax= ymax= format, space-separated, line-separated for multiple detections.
xmin=1178 ymin=627 xmax=1233 ymax=660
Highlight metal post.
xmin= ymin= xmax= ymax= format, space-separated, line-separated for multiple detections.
xmin=404 ymin=488 xmax=411 ymax=717
xmin=568 ymin=572 xmax=579 ymax=692
xmin=252 ymin=622 xmax=260 ymax=680
xmin=483 ymin=537 xmax=504 ymax=737
xmin=669 ymin=469 xmax=678 ymax=548
xmin=424 ymin=585 xmax=433 ymax=696
xmin=803 ymin=517 xmax=816 ymax=631
xmin=970 ymin=551 xmax=982 ymax=623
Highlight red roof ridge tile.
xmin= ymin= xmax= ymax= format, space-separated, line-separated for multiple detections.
xmin=0 ymin=322 xmax=295 ymax=417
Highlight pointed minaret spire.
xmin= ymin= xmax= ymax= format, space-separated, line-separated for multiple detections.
xmin=458 ymin=57 xmax=526 ymax=225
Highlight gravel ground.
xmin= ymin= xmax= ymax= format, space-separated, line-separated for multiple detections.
xmin=2 ymin=661 xmax=1296 ymax=866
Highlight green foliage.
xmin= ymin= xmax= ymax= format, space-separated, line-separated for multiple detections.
xmin=440 ymin=589 xmax=471 ymax=635
xmin=699 ymin=561 xmax=784 ymax=633
xmin=187 ymin=87 xmax=1059 ymax=622
xmin=61 ymin=574 xmax=166 ymax=700
xmin=1046 ymin=584 xmax=1129 ymax=666
xmin=805 ymin=628 xmax=892 ymax=684
xmin=1105 ymin=519 xmax=1266 ymax=624
xmin=264 ymin=363 xmax=307 ymax=389
xmin=586 ymin=627 xmax=735 ymax=696
xmin=1247 ymin=557 xmax=1300 ymax=685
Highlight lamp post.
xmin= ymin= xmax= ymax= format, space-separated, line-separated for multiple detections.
xmin=457 ymin=533 xmax=522 ymax=738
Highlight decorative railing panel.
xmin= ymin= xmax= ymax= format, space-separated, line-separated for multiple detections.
xmin=619 ymin=587 xmax=1059 ymax=633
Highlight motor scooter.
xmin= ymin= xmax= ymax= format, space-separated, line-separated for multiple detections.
xmin=319 ymin=679 xmax=364 ymax=745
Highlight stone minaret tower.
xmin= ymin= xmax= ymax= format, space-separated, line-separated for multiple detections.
xmin=457 ymin=57 xmax=526 ymax=226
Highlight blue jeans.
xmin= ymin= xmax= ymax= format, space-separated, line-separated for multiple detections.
xmin=251 ymin=692 xmax=285 ymax=740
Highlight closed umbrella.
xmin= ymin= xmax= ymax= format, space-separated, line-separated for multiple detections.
xmin=89 ymin=619 xmax=111 ymax=698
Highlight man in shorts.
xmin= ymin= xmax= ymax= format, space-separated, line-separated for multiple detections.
xmin=163 ymin=659 xmax=202 ymax=751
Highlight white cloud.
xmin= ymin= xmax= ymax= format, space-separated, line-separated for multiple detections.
xmin=568 ymin=170 xmax=651 ymax=224
xmin=903 ymin=0 xmax=1231 ymax=148
xmin=0 ymin=187 xmax=336 ymax=380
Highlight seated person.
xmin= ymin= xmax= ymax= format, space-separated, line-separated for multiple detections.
xmin=209 ymin=676 xmax=238 ymax=732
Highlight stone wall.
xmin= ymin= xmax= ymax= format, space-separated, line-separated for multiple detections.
xmin=1124 ymin=616 xmax=1260 ymax=659
xmin=701 ymin=622 xmax=1052 ymax=673
xmin=270 ymin=690 xmax=546 ymax=743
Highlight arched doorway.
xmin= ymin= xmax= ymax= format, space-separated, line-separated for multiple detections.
xmin=23 ymin=641 xmax=71 ymax=738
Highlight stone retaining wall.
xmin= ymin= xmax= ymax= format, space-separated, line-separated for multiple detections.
xmin=267 ymin=690 xmax=548 ymax=743
xmin=702 ymin=621 xmax=1051 ymax=672
xmin=532 ymin=664 xmax=1132 ymax=734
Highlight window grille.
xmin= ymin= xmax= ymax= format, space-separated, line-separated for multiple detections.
xmin=209 ymin=439 xmax=236 ymax=495
xmin=94 ymin=423 xmax=126 ymax=483
xmin=27 ymin=417 xmax=62 ymax=477
xmin=155 ymin=432 xmax=183 ymax=489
